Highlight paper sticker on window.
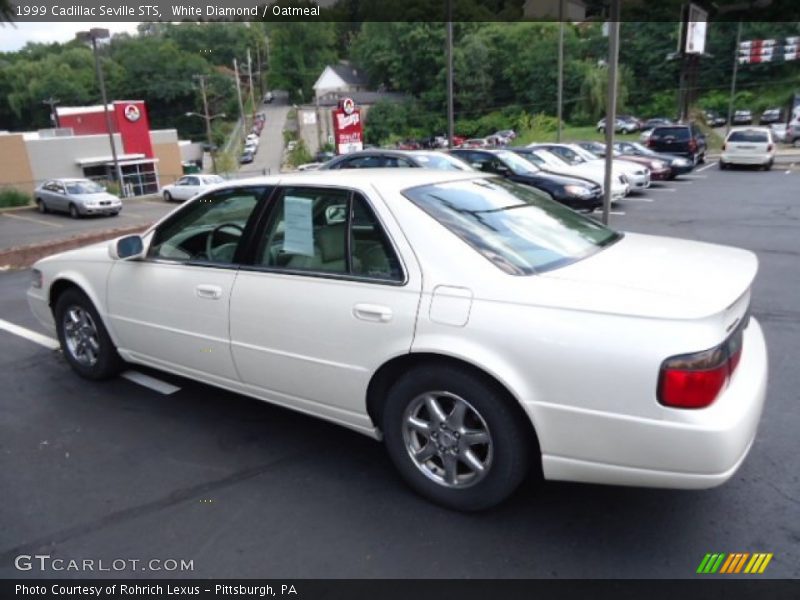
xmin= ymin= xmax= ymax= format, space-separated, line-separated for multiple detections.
xmin=282 ymin=196 xmax=314 ymax=256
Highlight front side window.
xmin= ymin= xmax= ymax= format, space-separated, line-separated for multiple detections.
xmin=148 ymin=187 xmax=264 ymax=264
xmin=403 ymin=178 xmax=621 ymax=275
xmin=256 ymin=187 xmax=402 ymax=281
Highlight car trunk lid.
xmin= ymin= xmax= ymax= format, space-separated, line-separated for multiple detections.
xmin=540 ymin=232 xmax=757 ymax=323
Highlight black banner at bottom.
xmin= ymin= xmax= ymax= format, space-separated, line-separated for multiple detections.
xmin=3 ymin=579 xmax=800 ymax=600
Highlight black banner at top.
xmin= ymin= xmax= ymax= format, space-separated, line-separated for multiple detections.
xmin=4 ymin=0 xmax=800 ymax=22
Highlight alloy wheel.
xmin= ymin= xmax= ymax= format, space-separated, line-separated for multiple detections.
xmin=62 ymin=305 xmax=100 ymax=367
xmin=402 ymin=391 xmax=493 ymax=489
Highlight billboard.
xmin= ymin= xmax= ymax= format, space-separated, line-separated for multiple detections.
xmin=682 ymin=3 xmax=708 ymax=55
xmin=331 ymin=97 xmax=363 ymax=155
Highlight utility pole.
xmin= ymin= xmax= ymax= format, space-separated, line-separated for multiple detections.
xmin=77 ymin=29 xmax=124 ymax=196
xmin=602 ymin=1 xmax=621 ymax=226
xmin=42 ymin=97 xmax=60 ymax=128
xmin=233 ymin=59 xmax=247 ymax=145
xmin=192 ymin=74 xmax=217 ymax=174
xmin=247 ymin=47 xmax=256 ymax=115
xmin=556 ymin=0 xmax=564 ymax=142
xmin=726 ymin=21 xmax=743 ymax=136
xmin=255 ymin=39 xmax=264 ymax=97
xmin=446 ymin=5 xmax=454 ymax=149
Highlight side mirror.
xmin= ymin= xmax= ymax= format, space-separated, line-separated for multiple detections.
xmin=108 ymin=234 xmax=145 ymax=261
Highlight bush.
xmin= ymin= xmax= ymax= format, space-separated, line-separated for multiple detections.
xmin=287 ymin=140 xmax=312 ymax=168
xmin=0 ymin=188 xmax=31 ymax=208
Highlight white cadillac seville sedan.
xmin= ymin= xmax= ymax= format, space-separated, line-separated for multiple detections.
xmin=27 ymin=169 xmax=768 ymax=510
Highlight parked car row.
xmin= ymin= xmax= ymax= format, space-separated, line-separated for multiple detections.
xmin=241 ymin=112 xmax=266 ymax=165
xmin=398 ymin=130 xmax=517 ymax=151
xmin=312 ymin=135 xmax=701 ymax=213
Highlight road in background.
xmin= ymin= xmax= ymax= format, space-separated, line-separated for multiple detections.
xmin=237 ymin=91 xmax=291 ymax=178
xmin=0 ymin=166 xmax=798 ymax=578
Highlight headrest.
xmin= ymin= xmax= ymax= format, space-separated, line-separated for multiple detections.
xmin=318 ymin=223 xmax=346 ymax=262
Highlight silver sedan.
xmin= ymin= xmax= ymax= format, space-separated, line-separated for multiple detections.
xmin=34 ymin=178 xmax=122 ymax=218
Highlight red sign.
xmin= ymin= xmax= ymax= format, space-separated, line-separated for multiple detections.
xmin=332 ymin=98 xmax=363 ymax=154
xmin=114 ymin=101 xmax=153 ymax=158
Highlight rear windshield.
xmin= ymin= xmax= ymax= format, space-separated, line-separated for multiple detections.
xmin=651 ymin=127 xmax=690 ymax=141
xmin=728 ymin=130 xmax=769 ymax=143
xmin=402 ymin=178 xmax=621 ymax=275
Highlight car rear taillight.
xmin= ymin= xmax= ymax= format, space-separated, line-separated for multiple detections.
xmin=657 ymin=323 xmax=746 ymax=409
xmin=767 ymin=143 xmax=773 ymax=151
xmin=647 ymin=138 xmax=655 ymax=148
xmin=721 ymin=143 xmax=726 ymax=151
xmin=688 ymin=139 xmax=697 ymax=152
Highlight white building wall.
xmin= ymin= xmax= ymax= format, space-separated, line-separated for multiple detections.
xmin=24 ymin=133 xmax=125 ymax=186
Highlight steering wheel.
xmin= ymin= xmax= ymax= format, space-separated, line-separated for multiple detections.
xmin=205 ymin=223 xmax=244 ymax=262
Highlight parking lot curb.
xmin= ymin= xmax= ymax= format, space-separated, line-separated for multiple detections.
xmin=0 ymin=223 xmax=148 ymax=270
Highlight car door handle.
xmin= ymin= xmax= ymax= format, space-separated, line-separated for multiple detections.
xmin=353 ymin=303 xmax=393 ymax=323
xmin=196 ymin=284 xmax=222 ymax=300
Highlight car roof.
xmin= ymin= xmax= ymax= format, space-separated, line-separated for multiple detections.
xmin=226 ymin=168 xmax=488 ymax=193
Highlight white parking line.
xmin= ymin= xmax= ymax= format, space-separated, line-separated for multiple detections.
xmin=0 ymin=318 xmax=60 ymax=350
xmin=0 ymin=317 xmax=180 ymax=395
xmin=647 ymin=187 xmax=677 ymax=192
xmin=121 ymin=370 xmax=180 ymax=395
xmin=592 ymin=210 xmax=626 ymax=216
xmin=622 ymin=197 xmax=654 ymax=202
xmin=695 ymin=161 xmax=718 ymax=172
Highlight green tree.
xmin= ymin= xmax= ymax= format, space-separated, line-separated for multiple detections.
xmin=265 ymin=22 xmax=337 ymax=102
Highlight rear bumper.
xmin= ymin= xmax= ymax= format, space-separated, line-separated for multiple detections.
xmin=627 ymin=172 xmax=651 ymax=189
xmin=721 ymin=152 xmax=774 ymax=165
xmin=535 ymin=318 xmax=768 ymax=489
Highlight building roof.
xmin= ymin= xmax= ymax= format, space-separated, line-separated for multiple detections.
xmin=329 ymin=62 xmax=370 ymax=87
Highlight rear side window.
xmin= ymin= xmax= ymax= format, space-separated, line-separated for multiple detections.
xmin=651 ymin=127 xmax=690 ymax=141
xmin=728 ymin=131 xmax=769 ymax=143
xmin=403 ymin=178 xmax=621 ymax=275
xmin=255 ymin=188 xmax=403 ymax=282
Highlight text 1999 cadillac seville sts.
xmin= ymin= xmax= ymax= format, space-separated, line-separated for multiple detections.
xmin=27 ymin=170 xmax=767 ymax=510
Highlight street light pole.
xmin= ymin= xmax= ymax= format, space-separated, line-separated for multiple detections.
xmin=233 ymin=59 xmax=247 ymax=145
xmin=247 ymin=48 xmax=256 ymax=115
xmin=192 ymin=74 xmax=218 ymax=174
xmin=602 ymin=1 xmax=621 ymax=226
xmin=726 ymin=21 xmax=743 ymax=136
xmin=446 ymin=7 xmax=454 ymax=149
xmin=77 ymin=28 xmax=124 ymax=196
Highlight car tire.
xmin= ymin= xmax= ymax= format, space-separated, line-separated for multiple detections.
xmin=382 ymin=364 xmax=532 ymax=511
xmin=164 ymin=191 xmax=173 ymax=202
xmin=697 ymin=152 xmax=706 ymax=164
xmin=110 ymin=211 xmax=120 ymax=217
xmin=54 ymin=288 xmax=124 ymax=380
xmin=68 ymin=203 xmax=80 ymax=219
xmin=719 ymin=161 xmax=727 ymax=170
xmin=36 ymin=198 xmax=48 ymax=214
xmin=764 ymin=160 xmax=773 ymax=171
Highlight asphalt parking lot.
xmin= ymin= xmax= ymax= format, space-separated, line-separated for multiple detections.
xmin=0 ymin=197 xmax=175 ymax=252
xmin=1 ymin=162 xmax=798 ymax=579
